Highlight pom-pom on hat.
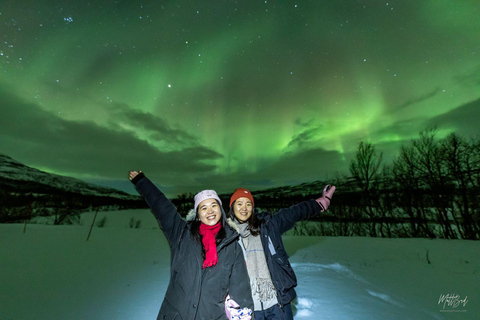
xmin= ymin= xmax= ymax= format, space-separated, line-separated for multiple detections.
xmin=194 ymin=189 xmax=222 ymax=213
xmin=229 ymin=188 xmax=255 ymax=207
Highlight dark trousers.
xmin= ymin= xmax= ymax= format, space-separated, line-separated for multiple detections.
xmin=254 ymin=303 xmax=293 ymax=320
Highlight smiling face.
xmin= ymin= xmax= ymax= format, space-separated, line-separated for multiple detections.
xmin=233 ymin=197 xmax=253 ymax=223
xmin=197 ymin=199 xmax=222 ymax=226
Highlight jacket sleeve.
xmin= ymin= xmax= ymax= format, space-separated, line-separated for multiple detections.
xmin=228 ymin=242 xmax=254 ymax=313
xmin=133 ymin=175 xmax=187 ymax=248
xmin=270 ymin=199 xmax=321 ymax=234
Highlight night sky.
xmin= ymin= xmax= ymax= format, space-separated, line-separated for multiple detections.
xmin=1 ymin=1 xmax=479 ymax=197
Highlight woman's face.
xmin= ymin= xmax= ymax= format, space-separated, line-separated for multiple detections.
xmin=233 ymin=197 xmax=253 ymax=223
xmin=198 ymin=199 xmax=222 ymax=226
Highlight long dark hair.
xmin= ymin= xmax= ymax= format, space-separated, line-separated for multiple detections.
xmin=189 ymin=200 xmax=227 ymax=259
xmin=228 ymin=200 xmax=261 ymax=236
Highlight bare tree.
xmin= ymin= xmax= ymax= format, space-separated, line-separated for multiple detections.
xmin=441 ymin=133 xmax=480 ymax=239
xmin=393 ymin=128 xmax=464 ymax=238
xmin=393 ymin=136 xmax=435 ymax=238
xmin=349 ymin=141 xmax=384 ymax=236
xmin=349 ymin=142 xmax=383 ymax=192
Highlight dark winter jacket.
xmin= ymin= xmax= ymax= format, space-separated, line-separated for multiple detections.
xmin=132 ymin=175 xmax=254 ymax=320
xmin=252 ymin=200 xmax=321 ymax=306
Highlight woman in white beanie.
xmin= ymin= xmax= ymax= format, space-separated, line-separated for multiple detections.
xmin=128 ymin=170 xmax=253 ymax=320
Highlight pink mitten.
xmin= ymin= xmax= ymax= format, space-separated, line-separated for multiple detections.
xmin=316 ymin=185 xmax=336 ymax=212
xmin=225 ymin=295 xmax=252 ymax=320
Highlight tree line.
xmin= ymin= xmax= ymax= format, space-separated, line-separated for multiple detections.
xmin=324 ymin=127 xmax=479 ymax=239
xmin=0 ymin=191 xmax=145 ymax=224
xmin=172 ymin=128 xmax=479 ymax=239
xmin=3 ymin=127 xmax=478 ymax=239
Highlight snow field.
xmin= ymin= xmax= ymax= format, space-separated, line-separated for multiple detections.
xmin=1 ymin=209 xmax=478 ymax=319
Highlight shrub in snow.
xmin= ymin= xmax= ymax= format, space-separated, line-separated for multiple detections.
xmin=96 ymin=216 xmax=107 ymax=228
xmin=128 ymin=217 xmax=141 ymax=229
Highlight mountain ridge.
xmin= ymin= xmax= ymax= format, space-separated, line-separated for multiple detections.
xmin=0 ymin=153 xmax=139 ymax=200
xmin=0 ymin=153 xmax=144 ymax=222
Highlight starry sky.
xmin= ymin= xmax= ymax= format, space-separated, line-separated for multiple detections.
xmin=1 ymin=0 xmax=479 ymax=197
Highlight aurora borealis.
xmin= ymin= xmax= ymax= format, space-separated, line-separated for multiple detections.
xmin=1 ymin=1 xmax=479 ymax=196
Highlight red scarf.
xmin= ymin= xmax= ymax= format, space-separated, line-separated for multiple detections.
xmin=199 ymin=222 xmax=221 ymax=269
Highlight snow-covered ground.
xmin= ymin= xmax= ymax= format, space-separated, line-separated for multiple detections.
xmin=1 ymin=209 xmax=478 ymax=320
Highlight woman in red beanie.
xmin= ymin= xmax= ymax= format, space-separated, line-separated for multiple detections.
xmin=227 ymin=186 xmax=336 ymax=320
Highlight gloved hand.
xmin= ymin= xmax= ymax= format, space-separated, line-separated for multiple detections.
xmin=225 ymin=295 xmax=252 ymax=320
xmin=316 ymin=185 xmax=336 ymax=212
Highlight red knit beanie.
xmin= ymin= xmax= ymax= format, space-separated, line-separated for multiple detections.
xmin=229 ymin=188 xmax=255 ymax=207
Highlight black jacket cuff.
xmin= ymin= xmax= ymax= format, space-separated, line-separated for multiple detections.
xmin=130 ymin=172 xmax=146 ymax=185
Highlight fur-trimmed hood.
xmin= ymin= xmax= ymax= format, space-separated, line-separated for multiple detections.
xmin=227 ymin=218 xmax=240 ymax=232
xmin=186 ymin=209 xmax=197 ymax=222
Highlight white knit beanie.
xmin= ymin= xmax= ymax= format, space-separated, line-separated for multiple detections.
xmin=194 ymin=189 xmax=222 ymax=213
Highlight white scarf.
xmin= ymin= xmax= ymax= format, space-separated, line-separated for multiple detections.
xmin=236 ymin=222 xmax=278 ymax=310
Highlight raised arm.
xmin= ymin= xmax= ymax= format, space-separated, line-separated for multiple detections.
xmin=272 ymin=185 xmax=336 ymax=234
xmin=129 ymin=171 xmax=187 ymax=247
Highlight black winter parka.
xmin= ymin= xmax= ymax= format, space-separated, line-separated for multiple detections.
xmin=254 ymin=200 xmax=321 ymax=306
xmin=133 ymin=176 xmax=254 ymax=320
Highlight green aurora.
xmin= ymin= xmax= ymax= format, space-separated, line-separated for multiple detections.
xmin=1 ymin=0 xmax=479 ymax=196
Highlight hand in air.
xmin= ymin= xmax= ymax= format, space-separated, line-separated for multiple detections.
xmin=225 ymin=295 xmax=252 ymax=320
xmin=316 ymin=185 xmax=336 ymax=212
xmin=128 ymin=170 xmax=142 ymax=181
